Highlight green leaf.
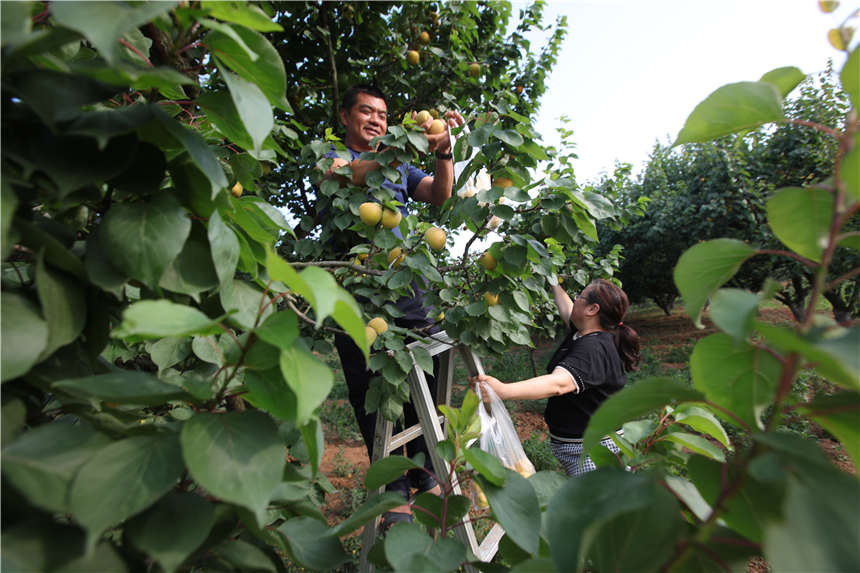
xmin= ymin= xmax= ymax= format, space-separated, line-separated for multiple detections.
xmin=69 ymin=433 xmax=184 ymax=545
xmin=148 ymin=337 xmax=192 ymax=373
xmin=411 ymin=346 xmax=433 ymax=375
xmin=384 ymin=524 xmax=466 ymax=572
xmin=464 ymin=447 xmax=506 ymax=486
xmin=583 ymin=377 xmax=704 ymax=456
xmin=52 ymin=1 xmax=176 ymax=66
xmin=842 ymin=132 xmax=859 ymax=203
xmin=279 ymin=516 xmax=349 ymax=571
xmin=364 ymin=455 xmax=423 ymax=491
xmin=476 ymin=469 xmax=540 ymax=554
xmin=798 ymin=392 xmax=860 ymax=471
xmin=181 ymin=411 xmax=285 ymax=527
xmin=17 ymin=219 xmax=85 ymax=279
xmin=211 ymin=539 xmax=276 ymax=572
xmin=112 ymin=300 xmax=221 ymax=341
xmin=661 ymin=431 xmax=725 ymax=462
xmin=759 ymin=66 xmax=805 ymax=97
xmin=1 ymin=292 xmax=49 ymax=382
xmin=585 ymin=480 xmax=684 ymax=573
xmin=207 ymin=210 xmax=241 ymax=286
xmin=244 ymin=368 xmax=296 ymax=421
xmin=7 ymin=69 xmax=119 ymax=127
xmin=53 ymin=371 xmax=190 ymax=405
xmin=673 ymin=239 xmax=756 ymax=328
xmin=219 ymin=278 xmax=272 ymax=330
xmin=331 ymin=492 xmax=416 ymax=536
xmin=279 ymin=345 xmax=333 ymax=426
xmin=2 ymin=181 xmax=18 ymax=259
xmin=494 ymin=129 xmax=524 ymax=147
xmin=672 ymin=404 xmax=731 ymax=448
xmin=412 ymin=492 xmax=471 ymax=529
xmin=766 ymin=187 xmax=833 ymax=262
xmin=764 ymin=475 xmax=860 ymax=573
xmin=158 ymin=223 xmax=219 ymax=300
xmin=151 ymin=107 xmax=228 ymax=196
xmin=756 ymin=323 xmax=859 ymax=392
xmin=206 ymin=25 xmax=290 ymax=112
xmin=663 ymin=476 xmax=712 ymax=523
xmin=709 ymin=288 xmax=760 ymax=344
xmin=218 ymin=65 xmax=273 ymax=156
xmin=2 ymin=420 xmax=110 ymax=513
xmin=255 ymin=310 xmax=299 ymax=349
xmin=690 ymin=334 xmax=782 ymax=430
xmin=125 ymin=492 xmax=214 ymax=573
xmin=203 ymin=1 xmax=284 ymax=32
xmin=406 ymin=130 xmax=429 ymax=153
xmin=841 ymin=45 xmax=859 ymax=110
xmin=1 ymin=0 xmax=32 ymax=47
xmin=65 ymin=103 xmax=156 ymax=150
xmin=101 ymin=194 xmax=192 ymax=288
xmin=674 ymin=81 xmax=784 ymax=145
xmin=547 ymin=469 xmax=678 ymax=572
xmin=34 ymin=251 xmax=86 ymax=359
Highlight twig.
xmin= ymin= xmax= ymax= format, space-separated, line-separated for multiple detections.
xmin=118 ymin=38 xmax=154 ymax=68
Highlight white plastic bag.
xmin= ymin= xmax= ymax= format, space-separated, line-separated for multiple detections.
xmin=471 ymin=382 xmax=536 ymax=507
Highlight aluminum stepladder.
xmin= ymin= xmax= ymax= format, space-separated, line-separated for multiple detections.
xmin=358 ymin=331 xmax=505 ymax=573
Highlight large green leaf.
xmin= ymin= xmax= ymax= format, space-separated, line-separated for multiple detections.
xmin=757 ymin=323 xmax=860 ymax=392
xmin=125 ymin=492 xmax=214 ymax=573
xmin=279 ymin=346 xmax=333 ymax=426
xmin=64 ymin=103 xmax=156 ymax=150
xmin=547 ymin=469 xmax=674 ymax=572
xmin=842 ymin=45 xmax=859 ymax=110
xmin=690 ymin=334 xmax=782 ymax=430
xmin=53 ymin=371 xmax=190 ymax=405
xmin=464 ymin=446 xmax=506 ymax=486
xmin=759 ymin=66 xmax=805 ymax=98
xmin=242 ymin=369 xmax=296 ymax=421
xmin=708 ymin=288 xmax=761 ymax=344
xmin=660 ymin=431 xmax=726 ymax=462
xmin=674 ymin=81 xmax=784 ymax=145
xmin=206 ymin=25 xmax=290 ymax=111
xmin=202 ymin=1 xmax=283 ymax=32
xmin=475 ymin=469 xmax=540 ymax=554
xmin=218 ymin=65 xmax=273 ymax=156
xmin=254 ymin=310 xmax=299 ymax=350
xmin=766 ymin=187 xmax=833 ymax=262
xmin=384 ymin=524 xmax=466 ymax=572
xmin=112 ymin=300 xmax=222 ymax=341
xmin=842 ymin=131 xmax=859 ymax=203
xmin=585 ymin=481 xmax=683 ymax=573
xmin=158 ymin=223 xmax=219 ymax=300
xmin=2 ymin=420 xmax=110 ymax=513
xmin=207 ymin=210 xmax=241 ymax=286
xmin=673 ymin=239 xmax=756 ymax=328
xmin=35 ymin=251 xmax=86 ymax=359
xmin=69 ymin=433 xmax=184 ymax=545
xmin=671 ymin=404 xmax=731 ymax=448
xmin=331 ymin=492 xmax=406 ymax=536
xmin=211 ymin=538 xmax=277 ymax=572
xmin=52 ymin=1 xmax=176 ymax=66
xmin=278 ymin=517 xmax=349 ymax=571
xmin=1 ymin=0 xmax=32 ymax=47
xmin=1 ymin=292 xmax=49 ymax=382
xmin=364 ymin=455 xmax=423 ymax=491
xmin=1 ymin=180 xmax=17 ymax=259
xmin=181 ymin=411 xmax=285 ymax=527
xmin=798 ymin=392 xmax=860 ymax=471
xmin=765 ymin=475 xmax=860 ymax=573
xmin=100 ymin=194 xmax=191 ymax=288
xmin=582 ymin=377 xmax=704 ymax=456
xmin=7 ymin=69 xmax=119 ymax=126
xmin=219 ymin=278 xmax=273 ymax=330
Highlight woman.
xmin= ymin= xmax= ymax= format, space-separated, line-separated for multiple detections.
xmin=472 ymin=279 xmax=640 ymax=477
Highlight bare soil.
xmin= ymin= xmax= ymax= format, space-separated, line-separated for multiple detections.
xmin=318 ymin=304 xmax=854 ymax=563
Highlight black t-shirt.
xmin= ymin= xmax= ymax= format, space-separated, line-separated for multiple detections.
xmin=543 ymin=331 xmax=626 ymax=439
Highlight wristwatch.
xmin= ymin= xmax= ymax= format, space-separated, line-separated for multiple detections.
xmin=435 ymin=150 xmax=453 ymax=160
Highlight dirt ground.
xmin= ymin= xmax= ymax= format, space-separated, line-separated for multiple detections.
xmin=318 ymin=303 xmax=854 ymax=564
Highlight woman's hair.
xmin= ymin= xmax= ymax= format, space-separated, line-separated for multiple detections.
xmin=583 ymin=279 xmax=641 ymax=371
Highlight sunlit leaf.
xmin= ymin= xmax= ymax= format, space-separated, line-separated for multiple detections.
xmin=112 ymin=300 xmax=221 ymax=341
xmin=766 ymin=187 xmax=833 ymax=262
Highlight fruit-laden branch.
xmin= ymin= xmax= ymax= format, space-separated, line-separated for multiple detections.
xmin=290 ymin=260 xmax=386 ymax=275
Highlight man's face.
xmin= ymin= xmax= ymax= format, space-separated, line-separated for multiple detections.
xmin=340 ymin=92 xmax=388 ymax=151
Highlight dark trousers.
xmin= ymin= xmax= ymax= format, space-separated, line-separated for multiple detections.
xmin=334 ymin=327 xmax=439 ymax=500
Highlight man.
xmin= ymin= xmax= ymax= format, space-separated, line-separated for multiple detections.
xmin=325 ymin=85 xmax=463 ymax=530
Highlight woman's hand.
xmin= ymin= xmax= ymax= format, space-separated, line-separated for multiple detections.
xmin=469 ymin=373 xmax=507 ymax=400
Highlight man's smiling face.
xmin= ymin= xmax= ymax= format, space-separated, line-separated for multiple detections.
xmin=340 ymin=92 xmax=388 ymax=152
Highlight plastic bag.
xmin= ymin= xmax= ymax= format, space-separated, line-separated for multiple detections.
xmin=471 ymin=382 xmax=536 ymax=508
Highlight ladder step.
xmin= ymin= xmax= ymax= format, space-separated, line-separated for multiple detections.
xmin=388 ymin=414 xmax=446 ymax=451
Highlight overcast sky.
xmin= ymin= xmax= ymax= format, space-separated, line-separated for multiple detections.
xmin=527 ymin=0 xmax=852 ymax=184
